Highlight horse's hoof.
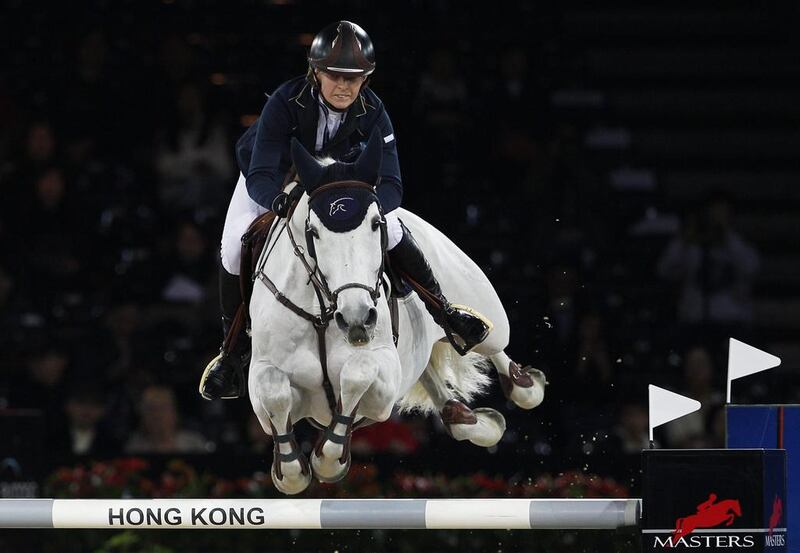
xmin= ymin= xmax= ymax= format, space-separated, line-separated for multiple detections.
xmin=271 ymin=463 xmax=312 ymax=495
xmin=311 ymin=450 xmax=351 ymax=483
xmin=499 ymin=362 xmax=547 ymax=410
xmin=446 ymin=407 xmax=506 ymax=448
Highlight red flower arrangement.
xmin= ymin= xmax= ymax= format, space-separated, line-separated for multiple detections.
xmin=46 ymin=458 xmax=629 ymax=500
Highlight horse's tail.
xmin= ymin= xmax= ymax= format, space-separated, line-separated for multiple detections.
xmin=396 ymin=342 xmax=492 ymax=415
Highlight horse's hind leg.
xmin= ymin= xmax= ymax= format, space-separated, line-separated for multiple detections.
xmin=468 ymin=315 xmax=547 ymax=410
xmin=420 ymin=366 xmax=505 ymax=448
xmin=249 ymin=360 xmax=311 ymax=495
xmin=489 ymin=351 xmax=547 ymax=410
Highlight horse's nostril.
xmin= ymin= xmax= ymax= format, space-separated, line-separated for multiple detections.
xmin=335 ymin=312 xmax=347 ymax=331
xmin=365 ymin=307 xmax=377 ymax=328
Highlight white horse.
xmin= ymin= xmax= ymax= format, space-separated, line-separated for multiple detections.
xmin=248 ymin=132 xmax=546 ymax=494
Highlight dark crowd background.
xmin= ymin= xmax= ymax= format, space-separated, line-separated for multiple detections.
xmin=1 ymin=0 xmax=799 ymax=489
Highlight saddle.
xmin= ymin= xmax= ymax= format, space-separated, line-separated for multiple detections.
xmin=239 ymin=210 xmax=277 ymax=318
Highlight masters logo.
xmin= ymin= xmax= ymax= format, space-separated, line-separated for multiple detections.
xmin=652 ymin=492 xmax=753 ymax=549
xmin=765 ymin=495 xmax=785 ymax=547
xmin=673 ymin=493 xmax=741 ymax=541
xmin=650 ymin=491 xmax=786 ymax=549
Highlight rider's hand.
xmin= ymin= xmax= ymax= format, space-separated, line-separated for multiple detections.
xmin=272 ymin=192 xmax=290 ymax=218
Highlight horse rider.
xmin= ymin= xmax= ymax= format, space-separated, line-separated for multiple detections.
xmin=200 ymin=21 xmax=491 ymax=401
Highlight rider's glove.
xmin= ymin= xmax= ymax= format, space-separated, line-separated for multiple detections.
xmin=271 ymin=192 xmax=290 ymax=218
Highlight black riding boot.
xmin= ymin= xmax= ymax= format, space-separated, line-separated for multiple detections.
xmin=199 ymin=265 xmax=250 ymax=400
xmin=389 ymin=222 xmax=492 ymax=355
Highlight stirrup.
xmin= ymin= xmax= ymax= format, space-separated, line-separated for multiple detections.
xmin=198 ymin=353 xmax=223 ymax=398
xmin=445 ymin=304 xmax=493 ymax=356
xmin=450 ymin=304 xmax=494 ymax=331
xmin=198 ymin=352 xmax=245 ymax=400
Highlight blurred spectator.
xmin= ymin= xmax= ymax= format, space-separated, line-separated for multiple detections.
xmin=125 ymin=384 xmax=208 ymax=454
xmin=3 ymin=121 xmax=59 ymax=212
xmin=9 ymin=345 xmax=72 ymax=452
xmin=491 ymin=46 xmax=550 ymax=134
xmin=64 ymin=386 xmax=119 ymax=456
xmin=17 ymin=166 xmax=93 ymax=314
xmin=606 ymin=403 xmax=653 ymax=454
xmin=90 ymin=302 xmax=144 ymax=383
xmin=160 ymin=219 xmax=214 ymax=304
xmin=574 ymin=312 xmax=615 ymax=403
xmin=58 ymin=31 xmax=116 ymax=159
xmin=0 ymin=77 xmax=19 ymax=160
xmin=23 ymin=121 xmax=57 ymax=169
xmin=158 ymin=34 xmax=198 ymax=89
xmin=657 ymin=191 xmax=760 ymax=326
xmin=25 ymin=121 xmax=56 ymax=165
xmin=499 ymin=48 xmax=531 ymax=106
xmin=415 ymin=48 xmax=469 ymax=141
xmin=154 ymin=82 xmax=233 ymax=215
xmin=0 ymin=266 xmax=12 ymax=311
xmin=665 ymin=346 xmax=724 ymax=448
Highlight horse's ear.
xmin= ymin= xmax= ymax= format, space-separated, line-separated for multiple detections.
xmin=354 ymin=130 xmax=382 ymax=186
xmin=291 ymin=137 xmax=324 ymax=191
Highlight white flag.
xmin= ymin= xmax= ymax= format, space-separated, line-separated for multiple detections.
xmin=648 ymin=385 xmax=702 ymax=442
xmin=726 ymin=338 xmax=781 ymax=403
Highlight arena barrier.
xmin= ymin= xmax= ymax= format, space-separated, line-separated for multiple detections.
xmin=0 ymin=498 xmax=640 ymax=530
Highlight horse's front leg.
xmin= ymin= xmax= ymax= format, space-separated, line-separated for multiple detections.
xmin=249 ymin=359 xmax=311 ymax=495
xmin=311 ymin=349 xmax=397 ymax=483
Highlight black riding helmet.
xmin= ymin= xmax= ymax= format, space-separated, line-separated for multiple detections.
xmin=308 ymin=21 xmax=376 ymax=77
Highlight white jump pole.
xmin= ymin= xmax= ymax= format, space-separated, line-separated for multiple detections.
xmin=0 ymin=498 xmax=640 ymax=530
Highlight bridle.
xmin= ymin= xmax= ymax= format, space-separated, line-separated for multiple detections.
xmin=301 ymin=180 xmax=387 ymax=310
xmin=255 ymin=179 xmax=388 ymax=416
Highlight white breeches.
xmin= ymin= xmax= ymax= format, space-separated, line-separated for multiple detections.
xmin=220 ymin=173 xmax=403 ymax=275
xmin=221 ymin=173 xmax=269 ymax=275
xmin=385 ymin=209 xmax=403 ymax=251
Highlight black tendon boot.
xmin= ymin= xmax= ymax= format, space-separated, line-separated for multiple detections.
xmin=199 ymin=266 xmax=251 ymax=400
xmin=389 ymin=222 xmax=492 ymax=355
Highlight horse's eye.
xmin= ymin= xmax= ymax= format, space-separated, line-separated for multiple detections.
xmin=310 ymin=226 xmax=320 ymax=239
xmin=371 ymin=218 xmax=382 ymax=231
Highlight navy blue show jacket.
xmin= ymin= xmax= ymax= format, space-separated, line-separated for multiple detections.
xmin=236 ymin=75 xmax=403 ymax=212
